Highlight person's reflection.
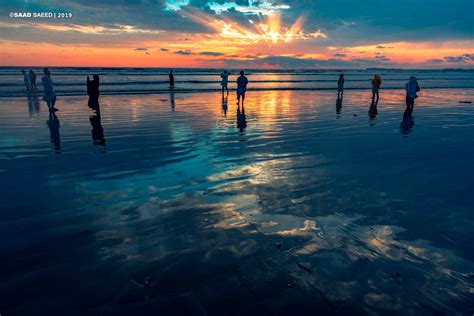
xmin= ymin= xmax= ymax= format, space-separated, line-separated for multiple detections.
xmin=400 ymin=107 xmax=415 ymax=136
xmin=170 ymin=91 xmax=175 ymax=111
xmin=27 ymin=93 xmax=40 ymax=117
xmin=336 ymin=94 xmax=343 ymax=118
xmin=368 ymin=102 xmax=378 ymax=124
xmin=47 ymin=111 xmax=61 ymax=154
xmin=89 ymin=112 xmax=106 ymax=148
xmin=237 ymin=104 xmax=247 ymax=132
xmin=221 ymin=93 xmax=228 ymax=117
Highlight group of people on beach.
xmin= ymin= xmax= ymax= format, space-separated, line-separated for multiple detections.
xmin=336 ymin=73 xmax=420 ymax=116
xmin=20 ymin=68 xmax=422 ymax=153
xmin=168 ymin=69 xmax=249 ymax=106
xmin=22 ymin=68 xmax=420 ymax=120
xmin=22 ymin=69 xmax=37 ymax=91
xmin=22 ymin=68 xmax=57 ymax=112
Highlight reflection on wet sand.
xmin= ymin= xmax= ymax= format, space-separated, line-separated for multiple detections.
xmin=90 ymin=112 xmax=106 ymax=149
xmin=336 ymin=95 xmax=343 ymax=118
xmin=27 ymin=93 xmax=40 ymax=117
xmin=400 ymin=106 xmax=415 ymax=136
xmin=368 ymin=102 xmax=378 ymax=125
xmin=89 ymin=155 xmax=474 ymax=315
xmin=221 ymin=94 xmax=228 ymax=117
xmin=1 ymin=89 xmax=473 ymax=315
xmin=47 ymin=111 xmax=60 ymax=154
xmin=170 ymin=91 xmax=175 ymax=111
xmin=237 ymin=104 xmax=247 ymax=132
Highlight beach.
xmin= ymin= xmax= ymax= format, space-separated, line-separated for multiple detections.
xmin=1 ymin=87 xmax=474 ymax=315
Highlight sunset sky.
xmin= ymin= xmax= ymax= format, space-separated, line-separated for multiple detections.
xmin=1 ymin=0 xmax=473 ymax=68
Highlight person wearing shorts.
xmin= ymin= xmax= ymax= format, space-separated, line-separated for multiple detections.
xmin=236 ymin=70 xmax=248 ymax=106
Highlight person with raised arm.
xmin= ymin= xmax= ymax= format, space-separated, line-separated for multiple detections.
xmin=371 ymin=74 xmax=382 ymax=105
xmin=220 ymin=70 xmax=229 ymax=94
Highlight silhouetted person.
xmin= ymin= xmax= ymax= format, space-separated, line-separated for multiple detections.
xmin=21 ymin=70 xmax=30 ymax=91
xmin=336 ymin=94 xmax=343 ymax=118
xmin=29 ymin=69 xmax=37 ymax=90
xmin=237 ymin=104 xmax=247 ymax=132
xmin=169 ymin=70 xmax=175 ymax=88
xmin=221 ymin=93 xmax=228 ymax=117
xmin=170 ymin=91 xmax=175 ymax=111
xmin=404 ymin=76 xmax=420 ymax=117
xmin=90 ymin=113 xmax=106 ymax=147
xmin=371 ymin=75 xmax=382 ymax=105
xmin=42 ymin=68 xmax=58 ymax=112
xmin=236 ymin=70 xmax=248 ymax=106
xmin=47 ymin=111 xmax=61 ymax=154
xmin=220 ymin=70 xmax=229 ymax=94
xmin=337 ymin=73 xmax=344 ymax=96
xmin=87 ymin=74 xmax=100 ymax=111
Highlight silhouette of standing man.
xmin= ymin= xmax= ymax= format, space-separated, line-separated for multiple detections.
xmin=29 ymin=69 xmax=37 ymax=90
xmin=337 ymin=73 xmax=344 ymax=97
xmin=87 ymin=75 xmax=100 ymax=111
xmin=169 ymin=70 xmax=175 ymax=88
xmin=236 ymin=71 xmax=248 ymax=106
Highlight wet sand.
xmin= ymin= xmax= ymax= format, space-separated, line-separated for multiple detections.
xmin=0 ymin=89 xmax=473 ymax=315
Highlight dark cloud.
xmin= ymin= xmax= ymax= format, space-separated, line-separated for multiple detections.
xmin=443 ymin=54 xmax=474 ymax=63
xmin=428 ymin=59 xmax=444 ymax=63
xmin=160 ymin=48 xmax=170 ymax=51
xmin=221 ymin=55 xmax=395 ymax=69
xmin=333 ymin=53 xmax=347 ymax=57
xmin=199 ymin=51 xmax=225 ymax=56
xmin=134 ymin=47 xmax=147 ymax=51
xmin=174 ymin=50 xmax=194 ymax=55
xmin=374 ymin=55 xmax=390 ymax=62
xmin=463 ymin=54 xmax=474 ymax=61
